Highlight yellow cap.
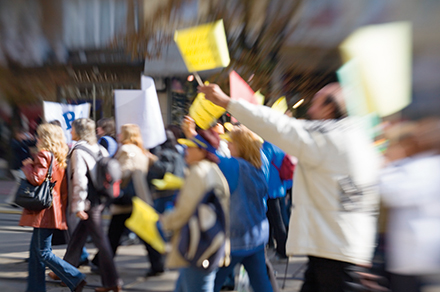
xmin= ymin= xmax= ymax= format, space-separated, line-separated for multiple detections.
xmin=224 ymin=122 xmax=234 ymax=132
xmin=177 ymin=138 xmax=198 ymax=148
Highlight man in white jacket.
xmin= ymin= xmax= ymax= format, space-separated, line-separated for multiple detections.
xmin=199 ymin=83 xmax=381 ymax=292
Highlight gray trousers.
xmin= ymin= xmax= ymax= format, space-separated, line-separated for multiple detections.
xmin=64 ymin=204 xmax=120 ymax=287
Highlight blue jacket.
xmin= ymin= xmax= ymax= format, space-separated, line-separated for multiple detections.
xmin=218 ymin=156 xmax=269 ymax=252
xmin=262 ymin=141 xmax=286 ymax=199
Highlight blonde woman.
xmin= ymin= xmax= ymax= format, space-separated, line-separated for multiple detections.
xmin=91 ymin=124 xmax=152 ymax=270
xmin=19 ymin=124 xmax=87 ymax=292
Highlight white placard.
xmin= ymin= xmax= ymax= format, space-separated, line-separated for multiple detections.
xmin=115 ymin=76 xmax=166 ymax=149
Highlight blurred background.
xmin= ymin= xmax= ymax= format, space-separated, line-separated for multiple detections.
xmin=0 ymin=0 xmax=439 ymax=171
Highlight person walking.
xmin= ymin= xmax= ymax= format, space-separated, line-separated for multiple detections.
xmin=58 ymin=118 xmax=122 ymax=292
xmin=19 ymin=123 xmax=87 ymax=292
xmin=91 ymin=123 xmax=153 ymax=273
xmin=160 ymin=129 xmax=230 ymax=292
xmin=199 ymin=83 xmax=381 ymax=292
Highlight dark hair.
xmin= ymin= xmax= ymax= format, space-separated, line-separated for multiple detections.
xmin=159 ymin=130 xmax=178 ymax=152
xmin=97 ymin=118 xmax=116 ymax=138
xmin=166 ymin=125 xmax=185 ymax=139
xmin=49 ymin=120 xmax=62 ymax=127
xmin=323 ymin=93 xmax=348 ymax=119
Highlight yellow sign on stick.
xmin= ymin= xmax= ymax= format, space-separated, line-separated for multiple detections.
xmin=271 ymin=96 xmax=288 ymax=113
xmin=339 ymin=22 xmax=412 ymax=117
xmin=125 ymin=197 xmax=166 ymax=254
xmin=189 ymin=92 xmax=226 ymax=130
xmin=174 ymin=19 xmax=230 ymax=72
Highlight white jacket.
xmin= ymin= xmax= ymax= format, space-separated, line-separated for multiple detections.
xmin=67 ymin=140 xmax=108 ymax=214
xmin=380 ymin=153 xmax=440 ymax=275
xmin=228 ymin=99 xmax=380 ymax=265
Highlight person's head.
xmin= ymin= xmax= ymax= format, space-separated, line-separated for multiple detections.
xmin=212 ymin=122 xmax=225 ymax=135
xmin=227 ymin=125 xmax=262 ymax=168
xmin=160 ymin=130 xmax=178 ymax=152
xmin=36 ymin=123 xmax=68 ymax=168
xmin=179 ymin=129 xmax=219 ymax=165
xmin=71 ymin=118 xmax=97 ymax=144
xmin=49 ymin=120 xmax=62 ymax=127
xmin=119 ymin=124 xmax=144 ymax=150
xmin=96 ymin=118 xmax=116 ymax=139
xmin=307 ymin=83 xmax=347 ymax=120
xmin=383 ymin=121 xmax=418 ymax=162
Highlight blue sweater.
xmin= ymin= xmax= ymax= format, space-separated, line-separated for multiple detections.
xmin=218 ymin=156 xmax=269 ymax=252
xmin=262 ymin=141 xmax=287 ymax=199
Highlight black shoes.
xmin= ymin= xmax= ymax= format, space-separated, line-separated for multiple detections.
xmin=145 ymin=269 xmax=164 ymax=278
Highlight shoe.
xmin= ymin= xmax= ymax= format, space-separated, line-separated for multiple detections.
xmin=145 ymin=269 xmax=164 ymax=277
xmin=74 ymin=279 xmax=87 ymax=292
xmin=48 ymin=271 xmax=66 ymax=286
xmin=48 ymin=271 xmax=60 ymax=280
xmin=94 ymin=285 xmax=122 ymax=292
xmin=78 ymin=258 xmax=89 ymax=267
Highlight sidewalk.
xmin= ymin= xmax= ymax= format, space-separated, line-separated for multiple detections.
xmin=0 ymin=179 xmax=306 ymax=292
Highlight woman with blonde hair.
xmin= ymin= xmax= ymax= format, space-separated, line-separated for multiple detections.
xmin=91 ymin=123 xmax=153 ymax=270
xmin=19 ymin=123 xmax=87 ymax=292
xmin=182 ymin=117 xmax=272 ymax=292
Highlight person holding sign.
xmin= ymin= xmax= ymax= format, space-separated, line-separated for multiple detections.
xmin=160 ymin=129 xmax=230 ymax=292
xmin=199 ymin=83 xmax=381 ymax=292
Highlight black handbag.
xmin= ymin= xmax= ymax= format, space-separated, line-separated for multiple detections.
xmin=14 ymin=153 xmax=56 ymax=211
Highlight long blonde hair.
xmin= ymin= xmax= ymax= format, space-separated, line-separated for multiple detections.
xmin=37 ymin=124 xmax=69 ymax=168
xmin=229 ymin=125 xmax=262 ymax=168
xmin=120 ymin=124 xmax=145 ymax=152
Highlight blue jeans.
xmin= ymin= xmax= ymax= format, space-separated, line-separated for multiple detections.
xmin=174 ymin=266 xmax=217 ymax=292
xmin=27 ymin=228 xmax=85 ymax=292
xmin=214 ymin=247 xmax=273 ymax=292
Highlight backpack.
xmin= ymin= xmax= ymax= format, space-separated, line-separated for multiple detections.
xmin=272 ymin=154 xmax=295 ymax=181
xmin=178 ymin=187 xmax=228 ymax=272
xmin=75 ymin=145 xmax=122 ymax=199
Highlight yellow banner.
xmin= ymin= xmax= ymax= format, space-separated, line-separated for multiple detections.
xmin=125 ymin=197 xmax=166 ymax=254
xmin=174 ymin=19 xmax=230 ymax=72
xmin=189 ymin=92 xmax=226 ymax=130
xmin=339 ymin=22 xmax=412 ymax=117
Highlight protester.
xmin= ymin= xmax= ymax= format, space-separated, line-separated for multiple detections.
xmin=96 ymin=118 xmax=118 ymax=157
xmin=55 ymin=118 xmax=122 ymax=292
xmin=199 ymin=83 xmax=381 ymax=291
xmin=146 ymin=130 xmax=186 ymax=276
xmin=262 ymin=140 xmax=288 ymax=259
xmin=6 ymin=128 xmax=36 ymax=206
xmin=160 ymin=129 xmax=230 ymax=292
xmin=91 ymin=124 xmax=152 ymax=273
xmin=19 ymin=123 xmax=87 ymax=292
xmin=379 ymin=118 xmax=440 ymax=291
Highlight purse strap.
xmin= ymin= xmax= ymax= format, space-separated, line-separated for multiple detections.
xmin=47 ymin=152 xmax=54 ymax=180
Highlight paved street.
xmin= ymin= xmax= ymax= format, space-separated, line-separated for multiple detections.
xmin=0 ymin=178 xmax=306 ymax=291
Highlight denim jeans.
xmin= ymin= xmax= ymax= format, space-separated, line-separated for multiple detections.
xmin=27 ymin=228 xmax=85 ymax=292
xmin=214 ymin=247 xmax=274 ymax=292
xmin=174 ymin=266 xmax=217 ymax=292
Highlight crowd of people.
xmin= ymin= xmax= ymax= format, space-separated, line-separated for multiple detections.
xmin=10 ymin=81 xmax=440 ymax=292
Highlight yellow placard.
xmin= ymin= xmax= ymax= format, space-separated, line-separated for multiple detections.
xmin=339 ymin=22 xmax=412 ymax=117
xmin=151 ymin=172 xmax=184 ymax=191
xmin=189 ymin=92 xmax=226 ymax=130
xmin=125 ymin=197 xmax=166 ymax=254
xmin=271 ymin=96 xmax=288 ymax=113
xmin=174 ymin=19 xmax=230 ymax=72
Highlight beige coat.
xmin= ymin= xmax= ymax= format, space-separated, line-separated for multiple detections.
xmin=110 ymin=143 xmax=151 ymax=215
xmin=161 ymin=160 xmax=230 ymax=269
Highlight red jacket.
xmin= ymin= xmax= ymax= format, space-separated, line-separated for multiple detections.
xmin=19 ymin=150 xmax=68 ymax=230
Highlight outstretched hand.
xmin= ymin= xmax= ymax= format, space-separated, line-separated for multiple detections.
xmin=181 ymin=116 xmax=197 ymax=139
xmin=197 ymin=84 xmax=231 ymax=109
